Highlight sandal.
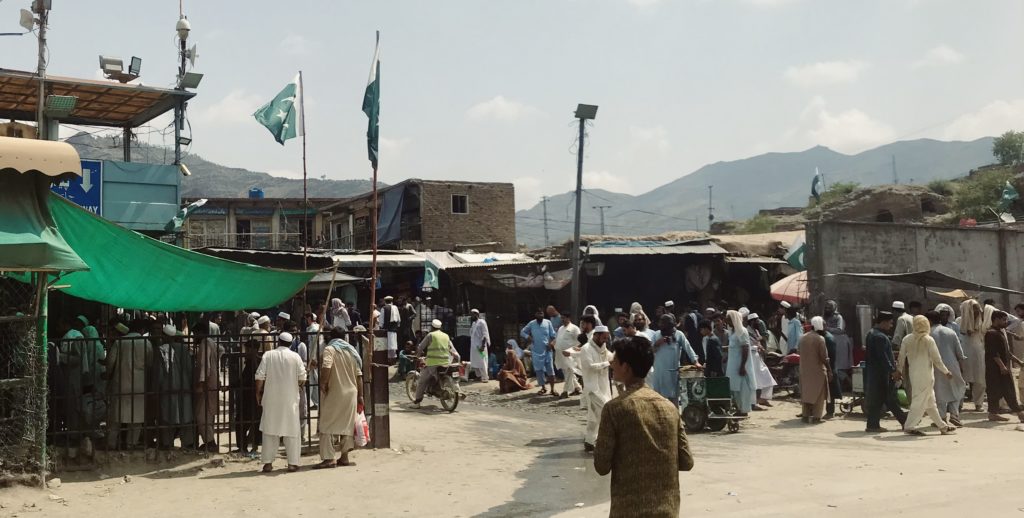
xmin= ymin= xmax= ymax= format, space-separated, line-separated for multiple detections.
xmin=904 ymin=429 xmax=926 ymax=436
xmin=538 ymin=388 xmax=548 ymax=395
xmin=312 ymin=460 xmax=336 ymax=470
xmin=940 ymin=427 xmax=956 ymax=435
xmin=337 ymin=459 xmax=356 ymax=467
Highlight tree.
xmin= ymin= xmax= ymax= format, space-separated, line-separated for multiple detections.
xmin=992 ymin=130 xmax=1024 ymax=166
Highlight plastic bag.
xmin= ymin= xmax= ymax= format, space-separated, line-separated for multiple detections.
xmin=354 ymin=405 xmax=370 ymax=447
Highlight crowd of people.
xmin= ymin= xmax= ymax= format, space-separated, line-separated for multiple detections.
xmin=49 ymin=304 xmax=369 ymax=472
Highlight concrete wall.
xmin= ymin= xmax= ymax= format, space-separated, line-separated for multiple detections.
xmin=807 ymin=220 xmax=1024 ymax=345
xmin=420 ymin=181 xmax=516 ymax=252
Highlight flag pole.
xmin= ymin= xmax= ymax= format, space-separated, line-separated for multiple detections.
xmin=300 ymin=70 xmax=309 ymax=311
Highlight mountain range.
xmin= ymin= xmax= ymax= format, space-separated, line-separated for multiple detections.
xmin=65 ymin=133 xmax=376 ymax=199
xmin=515 ymin=137 xmax=997 ymax=247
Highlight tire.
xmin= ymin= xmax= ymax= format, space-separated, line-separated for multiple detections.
xmin=707 ymin=418 xmax=727 ymax=432
xmin=438 ymin=377 xmax=459 ymax=413
xmin=682 ymin=404 xmax=708 ymax=433
xmin=405 ymin=371 xmax=419 ymax=402
xmin=727 ymin=420 xmax=740 ymax=433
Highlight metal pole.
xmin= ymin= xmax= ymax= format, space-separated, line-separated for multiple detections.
xmin=299 ymin=71 xmax=308 ymax=310
xmin=570 ymin=118 xmax=585 ymax=318
xmin=541 ymin=196 xmax=550 ymax=247
xmin=35 ymin=274 xmax=48 ymax=487
xmin=707 ymin=185 xmax=714 ymax=231
xmin=593 ymin=205 xmax=611 ymax=235
xmin=35 ymin=5 xmax=48 ymax=140
xmin=123 ymin=127 xmax=131 ymax=162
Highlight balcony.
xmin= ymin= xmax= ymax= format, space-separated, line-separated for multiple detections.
xmin=185 ymin=232 xmax=302 ymax=250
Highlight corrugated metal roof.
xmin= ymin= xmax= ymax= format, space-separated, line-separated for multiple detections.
xmin=585 ymin=242 xmax=727 ymax=256
xmin=332 ymin=253 xmax=425 ymax=268
xmin=445 ymin=258 xmax=569 ymax=270
xmin=724 ymin=256 xmax=788 ymax=264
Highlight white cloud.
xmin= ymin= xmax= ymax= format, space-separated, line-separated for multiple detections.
xmin=912 ymin=45 xmax=965 ymax=68
xmin=799 ymin=97 xmax=895 ymax=152
xmin=628 ymin=125 xmax=670 ymax=153
xmin=379 ymin=137 xmax=411 ymax=158
xmin=743 ymin=0 xmax=801 ymax=6
xmin=512 ymin=176 xmax=545 ymax=208
xmin=279 ymin=34 xmax=316 ymax=56
xmin=784 ymin=60 xmax=868 ymax=88
xmin=466 ymin=96 xmax=544 ymax=122
xmin=194 ymin=90 xmax=264 ymax=126
xmin=625 ymin=0 xmax=663 ymax=6
xmin=943 ymin=99 xmax=1024 ymax=141
xmin=760 ymin=97 xmax=895 ymax=154
xmin=583 ymin=170 xmax=631 ymax=194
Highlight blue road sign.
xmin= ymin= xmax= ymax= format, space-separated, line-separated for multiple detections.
xmin=51 ymin=159 xmax=102 ymax=215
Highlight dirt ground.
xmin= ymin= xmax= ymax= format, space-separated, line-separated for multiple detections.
xmin=4 ymin=378 xmax=1024 ymax=518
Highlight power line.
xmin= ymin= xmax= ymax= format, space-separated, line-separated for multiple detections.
xmin=592 ymin=205 xmax=611 ymax=235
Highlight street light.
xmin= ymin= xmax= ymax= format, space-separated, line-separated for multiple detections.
xmin=570 ymin=103 xmax=598 ymax=319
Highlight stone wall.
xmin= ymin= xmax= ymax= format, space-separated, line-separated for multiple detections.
xmin=806 ymin=220 xmax=1023 ymax=345
xmin=420 ymin=181 xmax=516 ymax=252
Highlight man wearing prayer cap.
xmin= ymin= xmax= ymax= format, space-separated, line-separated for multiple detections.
xmin=255 ymin=315 xmax=274 ymax=353
xmin=155 ymin=323 xmax=195 ymax=449
xmin=381 ymin=296 xmax=400 ymax=362
xmin=468 ymin=309 xmax=491 ymax=382
xmin=798 ymin=316 xmax=831 ymax=423
xmin=864 ymin=311 xmax=907 ymax=432
xmin=411 ymin=319 xmax=461 ymax=409
xmin=106 ymin=318 xmax=153 ymax=450
xmin=567 ymin=324 xmax=612 ymax=452
xmin=255 ymin=331 xmax=307 ymax=472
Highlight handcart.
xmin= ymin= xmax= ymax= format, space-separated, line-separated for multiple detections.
xmin=839 ymin=363 xmax=866 ymax=415
xmin=678 ymin=367 xmax=748 ymax=433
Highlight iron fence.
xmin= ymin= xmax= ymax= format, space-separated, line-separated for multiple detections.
xmin=0 ymin=276 xmax=46 ymax=482
xmin=47 ymin=329 xmax=370 ymax=470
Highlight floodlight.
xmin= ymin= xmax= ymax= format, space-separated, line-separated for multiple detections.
xmin=19 ymin=9 xmax=34 ymax=31
xmin=177 ymin=136 xmax=192 ymax=146
xmin=99 ymin=55 xmax=123 ymax=73
xmin=178 ymin=71 xmax=203 ymax=89
xmin=129 ymin=56 xmax=142 ymax=76
xmin=178 ymin=163 xmax=192 ymax=176
xmin=43 ymin=95 xmax=77 ymax=117
xmin=175 ymin=15 xmax=190 ymax=40
xmin=575 ymin=104 xmax=598 ymax=120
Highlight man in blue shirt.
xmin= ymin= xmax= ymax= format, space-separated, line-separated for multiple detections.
xmin=521 ymin=308 xmax=557 ymax=395
xmin=864 ymin=312 xmax=907 ymax=433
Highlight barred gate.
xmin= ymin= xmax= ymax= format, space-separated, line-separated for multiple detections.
xmin=0 ymin=276 xmax=47 ymax=484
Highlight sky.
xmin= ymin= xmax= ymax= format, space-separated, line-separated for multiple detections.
xmin=2 ymin=0 xmax=1023 ymax=209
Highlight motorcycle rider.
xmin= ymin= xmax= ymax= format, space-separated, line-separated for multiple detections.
xmin=410 ymin=319 xmax=461 ymax=409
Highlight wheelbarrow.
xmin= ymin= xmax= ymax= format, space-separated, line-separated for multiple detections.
xmin=679 ymin=368 xmax=748 ymax=433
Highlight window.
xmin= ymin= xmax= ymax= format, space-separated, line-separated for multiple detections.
xmin=451 ymin=194 xmax=468 ymax=214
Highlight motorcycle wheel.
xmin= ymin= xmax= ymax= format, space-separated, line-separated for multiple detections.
xmin=682 ymin=404 xmax=708 ymax=433
xmin=405 ymin=371 xmax=419 ymax=402
xmin=438 ymin=377 xmax=459 ymax=413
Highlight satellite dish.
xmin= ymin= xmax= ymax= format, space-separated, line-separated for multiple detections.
xmin=187 ymin=44 xmax=198 ymax=66
xmin=19 ymin=9 xmax=34 ymax=31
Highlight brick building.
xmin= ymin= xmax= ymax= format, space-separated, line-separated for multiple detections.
xmin=181 ymin=196 xmax=325 ymax=250
xmin=321 ymin=179 xmax=516 ymax=252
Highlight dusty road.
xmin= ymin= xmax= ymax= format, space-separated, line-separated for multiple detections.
xmin=4 ymin=380 xmax=1024 ymax=518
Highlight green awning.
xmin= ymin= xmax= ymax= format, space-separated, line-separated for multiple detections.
xmin=48 ymin=194 xmax=314 ymax=311
xmin=0 ymin=172 xmax=88 ymax=272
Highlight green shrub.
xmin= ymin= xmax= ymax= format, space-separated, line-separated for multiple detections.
xmin=736 ymin=214 xmax=777 ymax=234
xmin=950 ymin=167 xmax=1015 ymax=220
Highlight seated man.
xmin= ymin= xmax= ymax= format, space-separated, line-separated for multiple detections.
xmin=498 ymin=344 xmax=531 ymax=394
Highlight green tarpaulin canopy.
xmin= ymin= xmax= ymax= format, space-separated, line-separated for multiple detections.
xmin=0 ymin=173 xmax=88 ymax=272
xmin=47 ymin=194 xmax=314 ymax=311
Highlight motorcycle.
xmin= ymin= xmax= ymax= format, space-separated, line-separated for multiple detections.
xmin=405 ymin=358 xmax=461 ymax=412
xmin=765 ymin=351 xmax=800 ymax=396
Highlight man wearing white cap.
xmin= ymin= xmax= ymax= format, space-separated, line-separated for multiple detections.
xmin=799 ymin=317 xmax=831 ymax=423
xmin=106 ymin=319 xmax=152 ymax=450
xmin=468 ymin=309 xmax=491 ymax=382
xmin=155 ymin=324 xmax=195 ymax=449
xmin=411 ymin=320 xmax=461 ymax=409
xmin=570 ymin=325 xmax=612 ymax=452
xmin=554 ymin=312 xmax=582 ymax=398
xmin=256 ymin=315 xmax=274 ymax=353
xmin=195 ymin=317 xmax=225 ymax=452
xmin=256 ymin=331 xmax=307 ymax=472
xmin=381 ymin=296 xmax=400 ymax=362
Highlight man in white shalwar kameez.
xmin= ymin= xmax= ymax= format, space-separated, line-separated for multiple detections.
xmin=897 ymin=315 xmax=955 ymax=436
xmin=105 ymin=320 xmax=152 ymax=450
xmin=468 ymin=309 xmax=491 ymax=382
xmin=554 ymin=312 xmax=582 ymax=398
xmin=256 ymin=332 xmax=308 ymax=472
xmin=568 ymin=325 xmax=612 ymax=452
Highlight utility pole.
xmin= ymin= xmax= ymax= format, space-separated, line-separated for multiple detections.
xmin=891 ymin=154 xmax=899 ymax=185
xmin=541 ymin=196 xmax=551 ymax=246
xmin=34 ymin=1 xmax=50 ymax=140
xmin=707 ymin=185 xmax=714 ymax=231
xmin=592 ymin=205 xmax=611 ymax=235
xmin=570 ymin=104 xmax=598 ymax=320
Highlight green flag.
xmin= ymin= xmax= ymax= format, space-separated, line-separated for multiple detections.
xmin=362 ymin=31 xmax=381 ymax=168
xmin=164 ymin=198 xmax=207 ymax=233
xmin=998 ymin=180 xmax=1019 ymax=211
xmin=253 ymin=73 xmax=302 ymax=145
xmin=423 ymin=257 xmax=439 ymax=290
xmin=784 ymin=235 xmax=806 ymax=271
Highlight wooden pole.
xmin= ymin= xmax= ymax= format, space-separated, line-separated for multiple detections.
xmin=368 ymin=163 xmax=390 ymax=448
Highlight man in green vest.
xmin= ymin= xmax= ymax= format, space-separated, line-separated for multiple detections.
xmin=411 ymin=319 xmax=461 ymax=409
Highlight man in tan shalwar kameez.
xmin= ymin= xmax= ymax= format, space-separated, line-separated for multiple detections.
xmin=799 ymin=317 xmax=831 ymax=423
xmin=314 ymin=328 xmax=363 ymax=469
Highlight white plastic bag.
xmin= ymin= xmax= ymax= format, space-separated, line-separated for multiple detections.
xmin=354 ymin=406 xmax=370 ymax=447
